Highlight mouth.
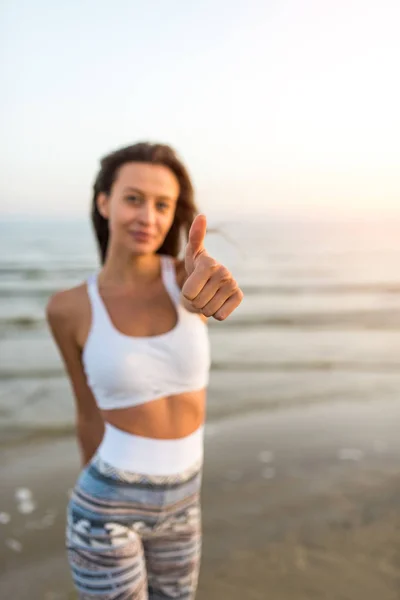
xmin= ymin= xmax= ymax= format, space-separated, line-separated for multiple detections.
xmin=130 ymin=231 xmax=153 ymax=243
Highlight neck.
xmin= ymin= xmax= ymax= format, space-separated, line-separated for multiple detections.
xmin=100 ymin=245 xmax=162 ymax=287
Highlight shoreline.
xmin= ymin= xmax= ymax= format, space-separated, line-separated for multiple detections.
xmin=1 ymin=397 xmax=400 ymax=599
xmin=2 ymin=366 xmax=400 ymax=448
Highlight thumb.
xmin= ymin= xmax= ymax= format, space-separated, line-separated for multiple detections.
xmin=187 ymin=214 xmax=207 ymax=260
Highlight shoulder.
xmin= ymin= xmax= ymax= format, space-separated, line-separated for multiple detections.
xmin=46 ymin=282 xmax=88 ymax=333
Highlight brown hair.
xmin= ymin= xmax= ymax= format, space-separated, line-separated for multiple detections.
xmin=91 ymin=142 xmax=199 ymax=264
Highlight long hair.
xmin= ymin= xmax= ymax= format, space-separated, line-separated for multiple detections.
xmin=91 ymin=142 xmax=199 ymax=264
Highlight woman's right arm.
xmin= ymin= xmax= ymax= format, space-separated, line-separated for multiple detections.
xmin=46 ymin=290 xmax=105 ymax=467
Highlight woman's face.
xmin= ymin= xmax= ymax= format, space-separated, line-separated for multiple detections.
xmin=97 ymin=162 xmax=180 ymax=256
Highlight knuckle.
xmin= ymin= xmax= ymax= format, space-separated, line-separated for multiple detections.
xmin=192 ymin=296 xmax=204 ymax=309
xmin=228 ymin=279 xmax=238 ymax=292
xmin=182 ymin=291 xmax=194 ymax=302
xmin=218 ymin=266 xmax=231 ymax=280
xmin=200 ymin=256 xmax=218 ymax=272
xmin=209 ymin=257 xmax=219 ymax=269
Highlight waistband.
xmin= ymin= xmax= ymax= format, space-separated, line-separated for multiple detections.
xmin=97 ymin=422 xmax=204 ymax=477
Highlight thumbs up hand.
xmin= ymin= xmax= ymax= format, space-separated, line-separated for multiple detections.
xmin=182 ymin=214 xmax=243 ymax=321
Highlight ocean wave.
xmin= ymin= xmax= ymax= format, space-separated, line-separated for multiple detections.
xmin=0 ymin=368 xmax=65 ymax=379
xmin=1 ymin=280 xmax=400 ymax=300
xmin=211 ymin=361 xmax=400 ymax=372
xmin=0 ymin=287 xmax=60 ymax=300
xmin=1 ymin=360 xmax=400 ymax=381
xmin=0 ymin=281 xmax=81 ymax=299
xmin=221 ymin=310 xmax=400 ymax=330
xmin=0 ymin=424 xmax=76 ymax=446
xmin=2 ymin=308 xmax=400 ymax=332
xmin=0 ymin=386 xmax=398 ymax=447
xmin=0 ymin=316 xmax=44 ymax=329
xmin=240 ymin=283 xmax=400 ymax=296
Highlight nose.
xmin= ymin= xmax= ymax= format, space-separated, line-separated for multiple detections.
xmin=137 ymin=200 xmax=156 ymax=227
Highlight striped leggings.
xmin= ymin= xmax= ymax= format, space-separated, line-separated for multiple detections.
xmin=66 ymin=453 xmax=203 ymax=599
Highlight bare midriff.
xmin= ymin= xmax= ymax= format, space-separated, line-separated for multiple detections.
xmin=100 ymin=388 xmax=206 ymax=440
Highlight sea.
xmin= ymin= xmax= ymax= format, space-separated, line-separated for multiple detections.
xmin=1 ymin=215 xmax=399 ymax=444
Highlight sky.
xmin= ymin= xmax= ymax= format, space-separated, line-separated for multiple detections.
xmin=1 ymin=0 xmax=399 ymax=219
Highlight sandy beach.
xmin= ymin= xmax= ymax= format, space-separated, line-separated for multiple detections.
xmin=1 ymin=397 xmax=400 ymax=599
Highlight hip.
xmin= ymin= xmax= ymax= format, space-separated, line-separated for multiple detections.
xmin=68 ymin=446 xmax=203 ymax=531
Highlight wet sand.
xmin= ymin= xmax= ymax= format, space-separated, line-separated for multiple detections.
xmin=1 ymin=398 xmax=400 ymax=599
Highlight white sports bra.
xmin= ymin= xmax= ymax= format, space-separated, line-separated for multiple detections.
xmin=82 ymin=254 xmax=211 ymax=410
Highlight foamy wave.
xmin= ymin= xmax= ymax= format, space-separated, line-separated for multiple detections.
xmin=212 ymin=361 xmax=400 ymax=372
xmin=3 ymin=307 xmax=399 ymax=332
xmin=1 ymin=383 xmax=397 ymax=447
xmin=0 ymin=424 xmax=76 ymax=445
xmin=209 ymin=309 xmax=400 ymax=330
xmin=1 ymin=280 xmax=399 ymax=300
xmin=240 ymin=283 xmax=400 ymax=296
xmin=0 ymin=368 xmax=64 ymax=380
xmin=2 ymin=310 xmax=400 ymax=332
xmin=2 ymin=359 xmax=400 ymax=381
xmin=0 ymin=316 xmax=44 ymax=329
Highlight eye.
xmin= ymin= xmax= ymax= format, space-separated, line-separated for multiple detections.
xmin=126 ymin=195 xmax=141 ymax=204
xmin=157 ymin=201 xmax=169 ymax=211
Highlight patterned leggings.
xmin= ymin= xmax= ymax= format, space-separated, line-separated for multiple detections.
xmin=66 ymin=453 xmax=203 ymax=599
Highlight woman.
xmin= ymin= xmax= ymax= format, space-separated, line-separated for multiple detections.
xmin=46 ymin=142 xmax=243 ymax=599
